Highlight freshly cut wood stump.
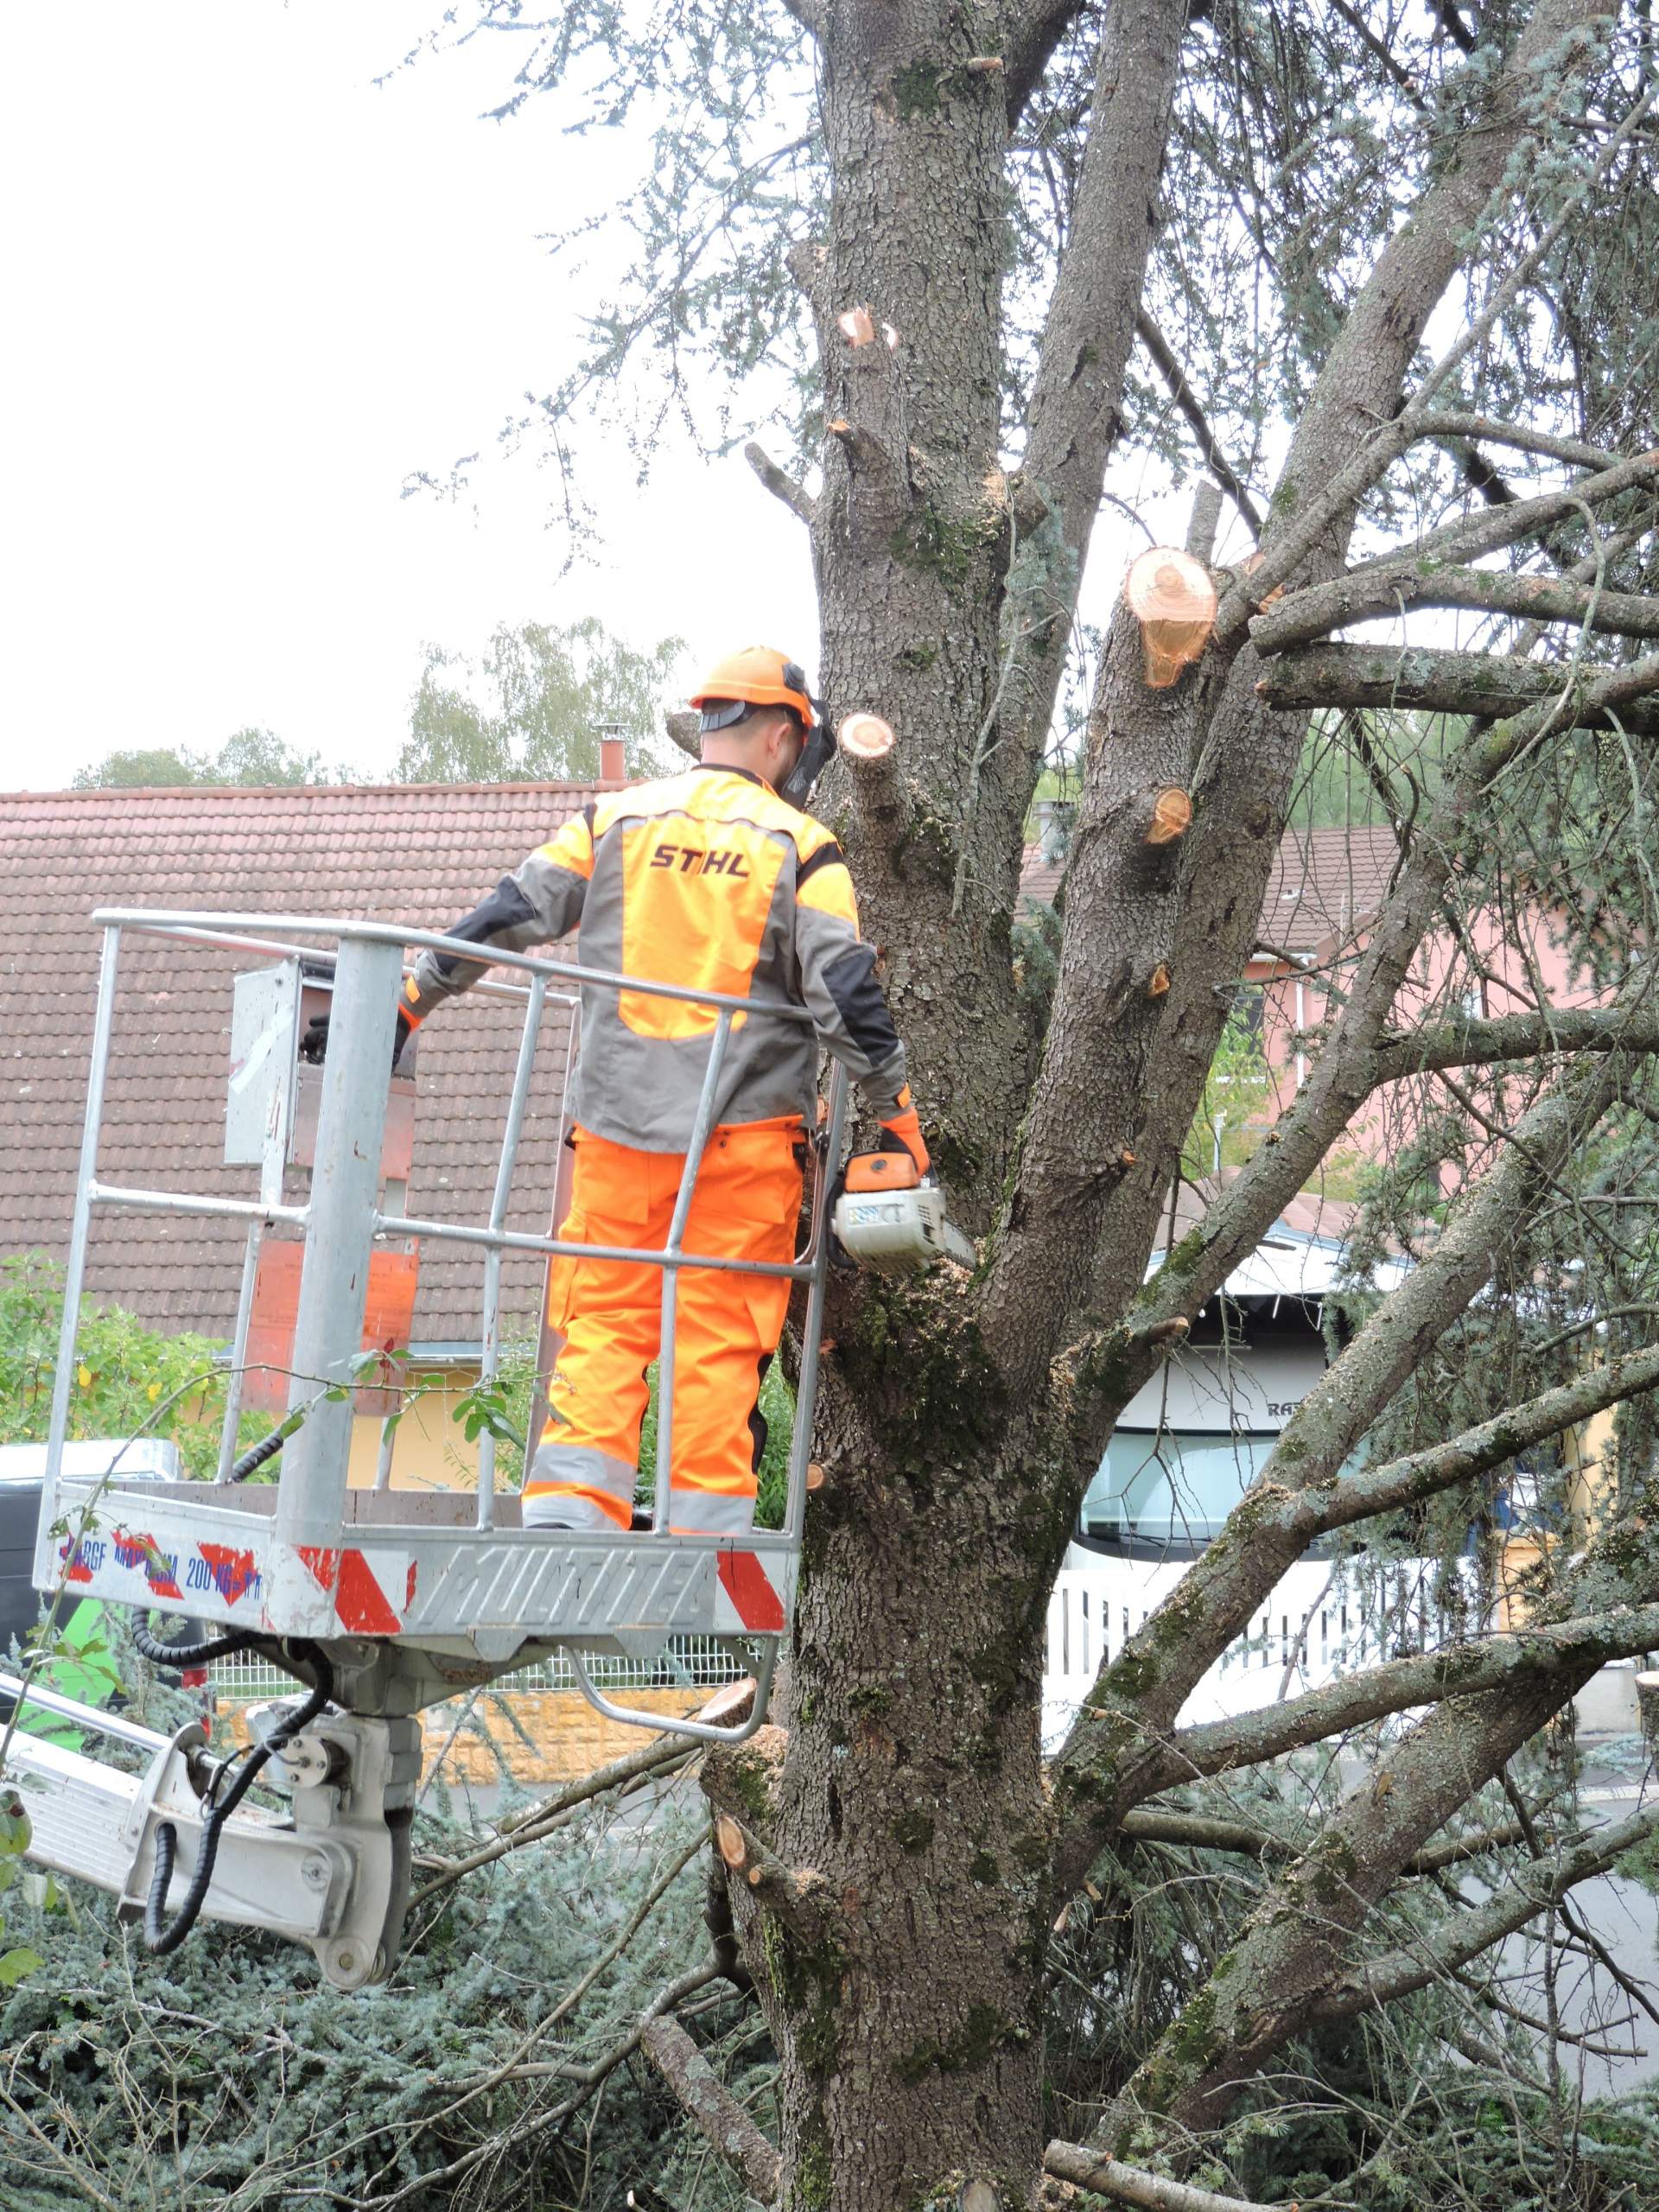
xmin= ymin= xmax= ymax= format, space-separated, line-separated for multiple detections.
xmin=1145 ymin=785 xmax=1193 ymax=845
xmin=838 ymin=710 xmax=896 ymax=761
xmin=1124 ymin=547 xmax=1217 ymax=688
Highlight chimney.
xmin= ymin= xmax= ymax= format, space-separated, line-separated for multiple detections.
xmin=599 ymin=727 xmax=626 ymax=783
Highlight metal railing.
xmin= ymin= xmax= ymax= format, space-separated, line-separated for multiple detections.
xmin=209 ymin=1636 xmax=751 ymax=1707
xmin=47 ymin=909 xmax=849 ymax=1556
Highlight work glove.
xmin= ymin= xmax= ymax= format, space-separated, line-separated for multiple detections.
xmin=878 ymin=1090 xmax=930 ymax=1177
xmin=299 ymin=1003 xmax=416 ymax=1071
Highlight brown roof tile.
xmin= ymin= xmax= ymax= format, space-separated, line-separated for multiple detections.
xmin=0 ymin=782 xmax=607 ymax=1344
xmin=1020 ymin=822 xmax=1400 ymax=955
xmin=5 ymin=787 xmax=1398 ymax=1350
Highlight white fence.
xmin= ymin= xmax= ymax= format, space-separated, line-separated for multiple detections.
xmin=206 ymin=1554 xmax=1464 ymax=1752
xmin=1043 ymin=1553 xmax=1462 ymax=1751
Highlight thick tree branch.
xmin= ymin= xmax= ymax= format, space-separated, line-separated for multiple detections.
xmin=1313 ymin=1802 xmax=1659 ymax=2022
xmin=713 ymin=1810 xmax=838 ymax=1948
xmin=1151 ymin=1605 xmax=1659 ymax=1788
xmin=639 ymin=2015 xmax=783 ymax=2205
xmin=1393 ymin=446 xmax=1659 ymax=569
xmin=1135 ymin=309 xmax=1264 ymax=537
xmin=1003 ymin=0 xmax=1092 ymax=123
xmin=1256 ymin=640 xmax=1659 ymax=734
xmin=1250 ymin=556 xmax=1659 ymax=658
xmin=744 ymin=439 xmax=817 ymax=526
xmin=1415 ymin=410 xmax=1623 ymax=472
xmin=1045 ymin=2141 xmax=1276 ymax=2212
xmin=994 ymin=0 xmax=1187 ymax=798
xmin=1375 ymin=1001 xmax=1659 ymax=1076
xmin=1116 ymin=1808 xmax=1534 ymax=1876
xmin=1104 ymin=1675 xmax=1592 ymax=2144
xmin=1305 ymin=1338 xmax=1659 ymax=1536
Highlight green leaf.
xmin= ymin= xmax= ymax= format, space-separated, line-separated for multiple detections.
xmin=0 ymin=1946 xmax=44 ymax=1987
xmin=0 ymin=1797 xmax=31 ymax=1857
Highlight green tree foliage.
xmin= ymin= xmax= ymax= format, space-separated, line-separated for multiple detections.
xmin=395 ymin=615 xmax=684 ymax=784
xmin=0 ymin=1621 xmax=738 ymax=2211
xmin=71 ymin=726 xmax=327 ymax=791
xmin=0 ymin=1253 xmax=270 ymax=1480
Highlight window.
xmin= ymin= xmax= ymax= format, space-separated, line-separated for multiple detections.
xmin=1081 ymin=1429 xmax=1276 ymax=1546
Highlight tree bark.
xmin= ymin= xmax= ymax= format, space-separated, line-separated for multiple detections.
xmin=1250 ymin=559 xmax=1659 ymax=657
xmin=1256 ymin=640 xmax=1659 ymax=733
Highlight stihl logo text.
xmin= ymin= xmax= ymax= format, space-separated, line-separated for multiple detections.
xmin=650 ymin=844 xmax=750 ymax=879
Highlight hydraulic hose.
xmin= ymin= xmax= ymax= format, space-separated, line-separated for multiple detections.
xmin=143 ymin=1640 xmax=334 ymax=1956
xmin=130 ymin=1621 xmax=261 ymax=1670
xmin=228 ymin=1427 xmax=287 ymax=1482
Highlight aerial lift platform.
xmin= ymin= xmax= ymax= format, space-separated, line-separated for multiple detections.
xmin=2 ymin=910 xmax=855 ymax=1988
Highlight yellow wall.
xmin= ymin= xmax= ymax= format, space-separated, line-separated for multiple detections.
xmin=1497 ymin=1402 xmax=1611 ymax=1627
xmin=226 ymin=1685 xmax=707 ymax=1783
xmin=342 ymin=1363 xmax=493 ymax=1496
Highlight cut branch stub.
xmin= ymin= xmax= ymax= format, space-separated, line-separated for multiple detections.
xmin=1124 ymin=549 xmax=1218 ymax=689
xmin=837 ymin=304 xmax=876 ymax=347
xmin=714 ymin=1814 xmax=747 ymax=1870
xmin=1143 ymin=786 xmax=1193 ymax=845
xmin=664 ymin=709 xmax=702 ymax=760
xmin=838 ymin=711 xmax=896 ymax=763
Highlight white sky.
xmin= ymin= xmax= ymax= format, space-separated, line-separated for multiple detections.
xmin=0 ymin=2 xmax=1208 ymax=791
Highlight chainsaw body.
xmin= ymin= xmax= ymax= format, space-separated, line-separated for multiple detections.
xmin=831 ymin=1153 xmax=976 ymax=1274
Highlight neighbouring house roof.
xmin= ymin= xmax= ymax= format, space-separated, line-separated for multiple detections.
xmin=1 ymin=781 xmax=606 ymax=1342
xmin=3 ymin=782 xmax=1393 ymax=1349
xmin=1020 ymin=822 xmax=1402 ymax=958
xmin=1154 ymin=1173 xmax=1408 ymax=1300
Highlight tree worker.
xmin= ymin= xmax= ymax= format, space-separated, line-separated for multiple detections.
xmin=356 ymin=647 xmax=925 ymax=1537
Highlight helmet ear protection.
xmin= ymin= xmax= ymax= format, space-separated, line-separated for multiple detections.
xmin=696 ymin=655 xmax=831 ymax=804
xmin=778 ymin=660 xmax=832 ymax=803
xmin=779 ymin=722 xmax=833 ymax=805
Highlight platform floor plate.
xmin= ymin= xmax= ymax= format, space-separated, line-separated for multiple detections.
xmin=38 ymin=1477 xmax=797 ymax=1649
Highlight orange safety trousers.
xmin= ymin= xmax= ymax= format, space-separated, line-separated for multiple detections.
xmin=522 ymin=1117 xmax=806 ymax=1536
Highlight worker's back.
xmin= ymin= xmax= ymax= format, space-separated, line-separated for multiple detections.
xmin=407 ymin=758 xmax=907 ymax=1154
xmin=565 ymin=762 xmax=846 ymax=1148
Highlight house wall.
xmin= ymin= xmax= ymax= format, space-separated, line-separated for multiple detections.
xmin=342 ymin=1363 xmax=489 ymax=1494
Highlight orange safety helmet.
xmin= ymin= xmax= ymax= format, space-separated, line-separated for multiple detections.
xmin=689 ymin=646 xmax=819 ymax=733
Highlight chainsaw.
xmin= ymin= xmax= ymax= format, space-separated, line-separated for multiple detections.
xmin=830 ymin=1150 xmax=977 ymax=1275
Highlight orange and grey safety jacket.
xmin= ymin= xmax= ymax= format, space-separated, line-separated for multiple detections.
xmin=404 ymin=765 xmax=910 ymax=1151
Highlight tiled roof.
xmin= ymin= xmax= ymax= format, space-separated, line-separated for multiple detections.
xmin=4 ymin=785 xmax=1399 ymax=1350
xmin=1020 ymin=823 xmax=1401 ymax=956
xmin=1258 ymin=824 xmax=1402 ymax=954
xmin=0 ymin=782 xmax=604 ymax=1344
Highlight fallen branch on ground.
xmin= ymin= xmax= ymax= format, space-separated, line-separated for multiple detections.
xmin=640 ymin=2016 xmax=782 ymax=2204
xmin=1045 ymin=2139 xmax=1281 ymax=2212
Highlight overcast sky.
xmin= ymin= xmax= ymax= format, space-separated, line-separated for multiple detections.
xmin=0 ymin=3 xmax=1205 ymax=791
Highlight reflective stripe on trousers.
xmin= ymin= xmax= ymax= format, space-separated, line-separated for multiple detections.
xmin=521 ymin=1118 xmax=804 ymax=1535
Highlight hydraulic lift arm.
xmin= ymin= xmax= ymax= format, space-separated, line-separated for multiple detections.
xmin=1 ymin=1669 xmax=420 ymax=1988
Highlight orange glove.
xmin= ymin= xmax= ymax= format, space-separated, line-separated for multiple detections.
xmin=880 ymin=1090 xmax=930 ymax=1176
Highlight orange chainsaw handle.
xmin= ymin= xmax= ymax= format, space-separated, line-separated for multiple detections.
xmin=843 ymin=1151 xmax=922 ymax=1194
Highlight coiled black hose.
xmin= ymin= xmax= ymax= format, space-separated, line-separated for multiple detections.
xmin=130 ymin=1621 xmax=262 ymax=1670
xmin=228 ymin=1427 xmax=287 ymax=1483
xmin=143 ymin=1640 xmax=334 ymax=1956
